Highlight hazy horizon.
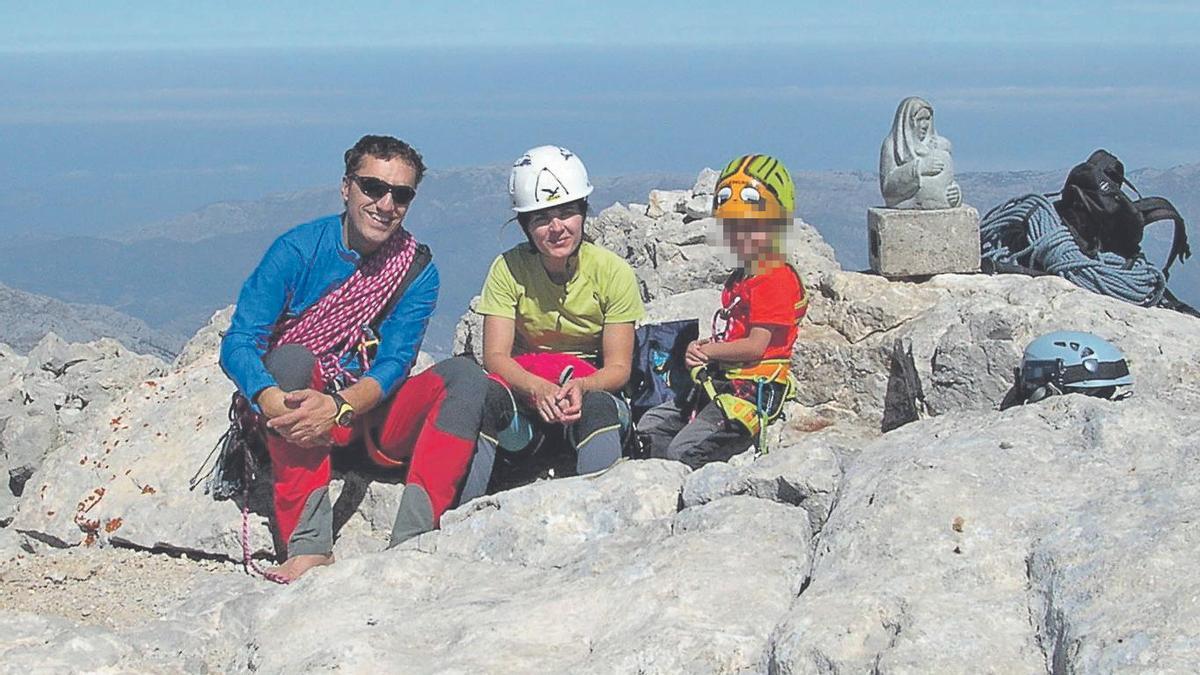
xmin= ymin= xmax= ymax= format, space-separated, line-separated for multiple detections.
xmin=3 ymin=41 xmax=1199 ymax=239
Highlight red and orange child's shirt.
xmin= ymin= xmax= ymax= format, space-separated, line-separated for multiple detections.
xmin=716 ymin=262 xmax=807 ymax=362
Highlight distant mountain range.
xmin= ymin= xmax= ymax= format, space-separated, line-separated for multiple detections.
xmin=0 ymin=283 xmax=180 ymax=358
xmin=0 ymin=162 xmax=1196 ymax=357
xmin=0 ymin=168 xmax=691 ymax=356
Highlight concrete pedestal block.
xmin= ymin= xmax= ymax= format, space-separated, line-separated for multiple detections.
xmin=867 ymin=205 xmax=981 ymax=278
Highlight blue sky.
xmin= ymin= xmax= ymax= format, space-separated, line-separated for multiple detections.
xmin=0 ymin=3 xmax=1198 ymax=238
xmin=4 ymin=1 xmax=1200 ymax=52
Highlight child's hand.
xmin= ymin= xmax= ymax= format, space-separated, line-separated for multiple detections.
xmin=684 ymin=339 xmax=711 ymax=369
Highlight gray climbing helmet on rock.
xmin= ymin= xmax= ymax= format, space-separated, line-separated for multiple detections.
xmin=1019 ymin=330 xmax=1132 ymax=403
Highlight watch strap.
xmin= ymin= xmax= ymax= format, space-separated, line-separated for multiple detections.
xmin=330 ymin=392 xmax=355 ymax=426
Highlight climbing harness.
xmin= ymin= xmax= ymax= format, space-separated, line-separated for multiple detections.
xmin=188 ymin=394 xmax=289 ymax=584
xmin=980 ymin=194 xmax=1167 ymax=307
xmin=691 ymin=360 xmax=796 ymax=454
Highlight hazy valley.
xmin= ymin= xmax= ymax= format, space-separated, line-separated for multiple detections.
xmin=1 ymin=162 xmax=1196 ymax=357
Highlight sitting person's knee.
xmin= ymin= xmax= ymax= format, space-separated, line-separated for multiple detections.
xmin=575 ymin=391 xmax=621 ymax=435
xmin=433 ymin=355 xmax=485 ymax=382
xmin=263 ymin=344 xmax=316 ymax=392
xmin=481 ymin=378 xmax=516 ymax=436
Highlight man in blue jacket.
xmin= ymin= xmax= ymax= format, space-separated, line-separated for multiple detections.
xmin=221 ymin=135 xmax=489 ymax=581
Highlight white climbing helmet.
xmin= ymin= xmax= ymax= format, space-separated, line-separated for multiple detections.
xmin=509 ymin=145 xmax=593 ymax=213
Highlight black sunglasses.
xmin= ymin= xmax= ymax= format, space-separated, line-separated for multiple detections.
xmin=348 ymin=174 xmax=417 ymax=205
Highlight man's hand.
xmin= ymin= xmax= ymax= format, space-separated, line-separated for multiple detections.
xmin=266 ymin=389 xmax=337 ymax=447
xmin=255 ymin=386 xmax=291 ymax=420
xmin=684 ymin=339 xmax=711 ymax=369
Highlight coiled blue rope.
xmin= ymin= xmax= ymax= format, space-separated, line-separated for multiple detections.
xmin=980 ymin=194 xmax=1165 ymax=307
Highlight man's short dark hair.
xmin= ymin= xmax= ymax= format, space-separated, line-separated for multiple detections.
xmin=344 ymin=135 xmax=427 ymax=184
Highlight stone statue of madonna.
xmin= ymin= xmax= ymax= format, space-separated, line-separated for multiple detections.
xmin=879 ymin=96 xmax=962 ymax=209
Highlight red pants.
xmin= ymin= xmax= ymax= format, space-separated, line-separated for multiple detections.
xmin=266 ymin=357 xmax=486 ymax=554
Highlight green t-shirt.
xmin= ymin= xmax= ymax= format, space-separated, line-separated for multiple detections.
xmin=477 ymin=241 xmax=645 ymax=358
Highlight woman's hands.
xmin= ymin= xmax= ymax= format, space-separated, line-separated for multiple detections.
xmin=530 ymin=377 xmax=585 ymax=424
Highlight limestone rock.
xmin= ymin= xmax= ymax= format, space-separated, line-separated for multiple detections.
xmin=642 ymin=288 xmax=721 ymax=328
xmin=795 ymin=271 xmax=1200 ymax=431
xmin=429 ymin=459 xmax=689 ymax=567
xmin=10 ymin=348 xmax=254 ymax=553
xmin=645 ymin=189 xmax=688 ymax=218
xmin=229 ymin=469 xmax=813 ymax=674
xmin=691 ymin=167 xmax=719 ymax=197
xmin=766 ymin=395 xmax=1200 ymax=673
xmin=1 ymin=332 xmax=164 ymax=526
xmin=683 ymin=194 xmax=712 ymax=220
xmin=452 ymin=295 xmax=484 ymax=361
xmin=0 ymin=612 xmax=132 ymax=671
xmin=681 ymin=432 xmax=847 ymax=535
xmin=9 ymin=335 xmax=423 ymax=558
xmin=173 ymin=305 xmax=233 ymax=370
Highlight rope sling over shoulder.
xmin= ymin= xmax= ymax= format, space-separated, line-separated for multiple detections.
xmin=191 ymin=225 xmax=424 ymax=584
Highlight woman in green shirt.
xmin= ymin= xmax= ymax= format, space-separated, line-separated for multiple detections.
xmin=459 ymin=145 xmax=645 ymax=498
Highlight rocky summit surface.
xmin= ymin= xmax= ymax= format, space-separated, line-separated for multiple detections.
xmin=2 ymin=171 xmax=1199 ymax=673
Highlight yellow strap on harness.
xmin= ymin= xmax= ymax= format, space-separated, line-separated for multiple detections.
xmin=721 ymin=358 xmax=792 ymax=385
xmin=690 ymin=363 xmax=799 ymax=454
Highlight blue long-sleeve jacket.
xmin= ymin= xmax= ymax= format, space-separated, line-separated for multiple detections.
xmin=219 ymin=214 xmax=439 ymax=407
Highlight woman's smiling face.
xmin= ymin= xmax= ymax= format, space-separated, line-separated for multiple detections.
xmin=524 ymin=200 xmax=586 ymax=261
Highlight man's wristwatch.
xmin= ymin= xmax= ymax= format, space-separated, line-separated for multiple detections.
xmin=329 ymin=392 xmax=355 ymax=426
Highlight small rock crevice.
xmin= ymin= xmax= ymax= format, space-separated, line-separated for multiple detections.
xmin=40 ymin=358 xmax=88 ymax=378
xmin=1026 ymin=550 xmax=1069 ymax=675
xmin=882 ymin=339 xmax=930 ymax=432
xmin=869 ymin=605 xmax=908 ymax=675
xmin=843 ymin=315 xmax=917 ymax=345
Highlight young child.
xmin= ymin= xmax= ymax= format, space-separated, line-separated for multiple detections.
xmin=638 ymin=154 xmax=807 ymax=468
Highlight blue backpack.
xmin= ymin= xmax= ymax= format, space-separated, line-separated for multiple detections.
xmin=626 ymin=319 xmax=699 ymax=421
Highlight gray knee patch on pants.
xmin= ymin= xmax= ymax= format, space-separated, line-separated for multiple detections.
xmin=459 ymin=435 xmax=498 ymax=506
xmin=572 ymin=391 xmax=622 ymax=443
xmin=430 ymin=356 xmax=490 ymax=438
xmin=287 ymin=487 xmax=333 ymax=557
xmin=264 ymin=344 xmax=316 ymax=392
xmin=571 ymin=391 xmax=626 ymax=476
xmin=388 ymin=483 xmax=435 ymax=548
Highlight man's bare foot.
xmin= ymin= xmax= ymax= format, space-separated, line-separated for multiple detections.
xmin=267 ymin=553 xmax=335 ymax=582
